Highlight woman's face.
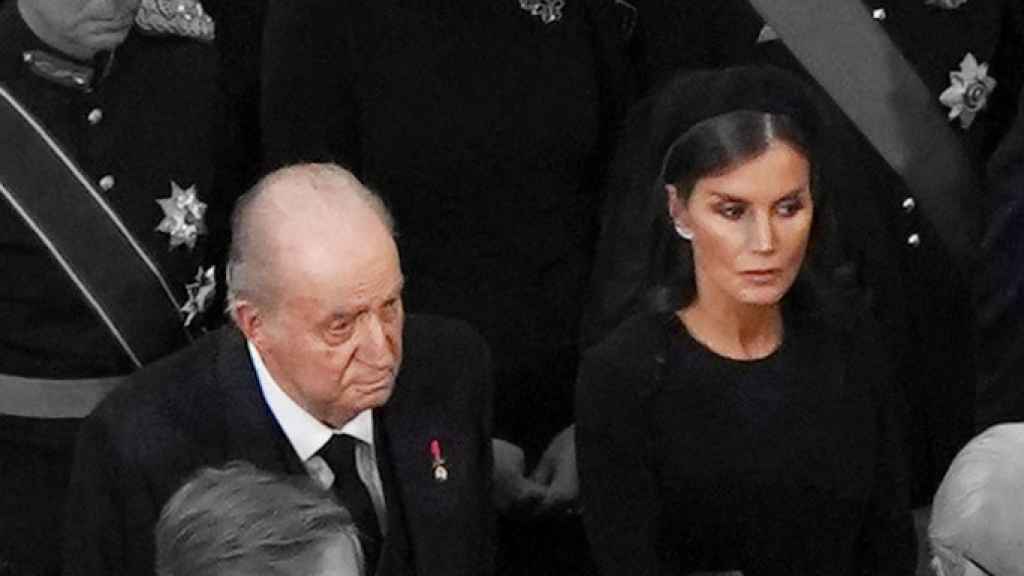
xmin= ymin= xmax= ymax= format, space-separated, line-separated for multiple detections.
xmin=668 ymin=140 xmax=813 ymax=309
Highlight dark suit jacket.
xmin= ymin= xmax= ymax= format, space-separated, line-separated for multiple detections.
xmin=63 ymin=315 xmax=494 ymax=576
xmin=976 ymin=88 xmax=1024 ymax=429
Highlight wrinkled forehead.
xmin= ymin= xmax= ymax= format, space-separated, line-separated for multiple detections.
xmin=272 ymin=221 xmax=402 ymax=312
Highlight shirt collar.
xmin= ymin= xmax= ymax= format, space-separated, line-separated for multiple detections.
xmin=248 ymin=341 xmax=374 ymax=463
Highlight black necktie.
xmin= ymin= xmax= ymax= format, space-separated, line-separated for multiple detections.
xmin=317 ymin=434 xmax=382 ymax=573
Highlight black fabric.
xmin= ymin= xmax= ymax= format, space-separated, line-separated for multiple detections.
xmin=976 ymin=85 xmax=1024 ymax=429
xmin=0 ymin=86 xmax=191 ymax=367
xmin=64 ymin=316 xmax=495 ymax=576
xmin=577 ymin=311 xmax=914 ymax=576
xmin=318 ymin=434 xmax=381 ymax=574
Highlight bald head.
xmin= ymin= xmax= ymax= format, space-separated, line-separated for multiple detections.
xmin=227 ymin=164 xmax=405 ymax=426
xmin=226 ymin=163 xmax=396 ymax=315
xmin=930 ymin=424 xmax=1024 ymax=576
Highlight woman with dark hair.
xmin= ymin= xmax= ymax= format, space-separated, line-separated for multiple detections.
xmin=576 ymin=67 xmax=914 ymax=576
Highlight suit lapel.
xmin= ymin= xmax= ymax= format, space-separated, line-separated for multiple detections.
xmin=213 ymin=328 xmax=304 ymax=475
xmin=374 ymin=406 xmax=414 ymax=576
xmin=379 ymin=358 xmax=476 ymax=576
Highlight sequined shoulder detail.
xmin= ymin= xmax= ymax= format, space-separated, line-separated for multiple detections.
xmin=134 ymin=0 xmax=215 ymax=42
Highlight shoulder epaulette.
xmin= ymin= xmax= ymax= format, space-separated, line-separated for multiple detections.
xmin=134 ymin=0 xmax=215 ymax=42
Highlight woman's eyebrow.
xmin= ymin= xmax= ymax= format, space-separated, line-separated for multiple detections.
xmin=707 ymin=191 xmax=746 ymax=202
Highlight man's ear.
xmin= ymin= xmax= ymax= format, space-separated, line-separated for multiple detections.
xmin=233 ymin=300 xmax=265 ymax=345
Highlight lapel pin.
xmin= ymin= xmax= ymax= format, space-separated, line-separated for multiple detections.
xmin=430 ymin=439 xmax=448 ymax=483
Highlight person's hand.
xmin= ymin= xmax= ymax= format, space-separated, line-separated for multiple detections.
xmin=529 ymin=424 xmax=579 ymax=517
xmin=492 ymin=438 xmax=546 ymax=516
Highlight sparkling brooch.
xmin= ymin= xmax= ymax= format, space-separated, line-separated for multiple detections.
xmin=925 ymin=0 xmax=968 ymax=9
xmin=156 ymin=181 xmax=207 ymax=250
xmin=180 ymin=266 xmax=216 ymax=327
xmin=135 ymin=0 xmax=215 ymax=42
xmin=519 ymin=0 xmax=565 ymax=24
xmin=939 ymin=53 xmax=996 ymax=130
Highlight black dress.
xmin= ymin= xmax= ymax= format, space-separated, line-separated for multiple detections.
xmin=576 ymin=310 xmax=914 ymax=576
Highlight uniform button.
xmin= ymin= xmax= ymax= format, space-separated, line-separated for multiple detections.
xmin=87 ymin=108 xmax=103 ymax=125
xmin=907 ymin=233 xmax=921 ymax=247
xmin=99 ymin=175 xmax=115 ymax=191
xmin=872 ymin=8 xmax=887 ymax=20
xmin=901 ymin=197 xmax=916 ymax=213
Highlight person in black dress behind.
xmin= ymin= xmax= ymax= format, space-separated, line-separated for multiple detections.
xmin=576 ymin=67 xmax=915 ymax=576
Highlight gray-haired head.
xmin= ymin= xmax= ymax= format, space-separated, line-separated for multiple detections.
xmin=224 ymin=163 xmax=395 ymax=321
xmin=930 ymin=424 xmax=1024 ymax=576
xmin=155 ymin=461 xmax=363 ymax=576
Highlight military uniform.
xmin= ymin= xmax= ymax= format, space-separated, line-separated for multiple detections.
xmin=0 ymin=3 xmax=224 ymax=573
xmin=592 ymin=0 xmax=1024 ymax=506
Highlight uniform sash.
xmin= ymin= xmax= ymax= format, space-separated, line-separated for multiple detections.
xmin=0 ymin=83 xmax=191 ymax=417
xmin=747 ymin=0 xmax=980 ymax=271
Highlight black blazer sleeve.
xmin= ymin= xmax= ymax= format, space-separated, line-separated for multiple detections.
xmin=576 ymin=338 xmax=666 ymax=576
xmin=63 ymin=399 xmax=160 ymax=576
xmin=261 ymin=0 xmax=359 ymax=171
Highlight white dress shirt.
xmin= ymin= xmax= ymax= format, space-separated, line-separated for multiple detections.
xmin=248 ymin=341 xmax=388 ymax=532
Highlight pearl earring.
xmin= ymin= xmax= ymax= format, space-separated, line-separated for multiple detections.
xmin=674 ymin=224 xmax=693 ymax=241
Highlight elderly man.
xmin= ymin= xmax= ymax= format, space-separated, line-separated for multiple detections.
xmin=156 ymin=462 xmax=364 ymax=576
xmin=0 ymin=0 xmax=222 ymax=572
xmin=64 ymin=164 xmax=495 ymax=576
xmin=930 ymin=424 xmax=1024 ymax=576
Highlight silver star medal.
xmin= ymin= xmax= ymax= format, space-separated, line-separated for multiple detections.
xmin=181 ymin=265 xmax=216 ymax=327
xmin=939 ymin=53 xmax=996 ymax=130
xmin=156 ymin=181 xmax=207 ymax=250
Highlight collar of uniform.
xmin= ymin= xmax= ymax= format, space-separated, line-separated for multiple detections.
xmin=247 ymin=340 xmax=375 ymax=463
xmin=1 ymin=3 xmax=118 ymax=92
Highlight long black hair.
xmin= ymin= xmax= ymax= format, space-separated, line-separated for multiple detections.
xmin=642 ymin=67 xmax=857 ymax=327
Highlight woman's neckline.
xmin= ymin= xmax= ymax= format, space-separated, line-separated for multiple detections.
xmin=671 ymin=310 xmax=786 ymax=364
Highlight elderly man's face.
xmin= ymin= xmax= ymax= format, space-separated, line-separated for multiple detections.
xmin=251 ymin=202 xmax=404 ymax=428
xmin=19 ymin=0 xmax=140 ymax=58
